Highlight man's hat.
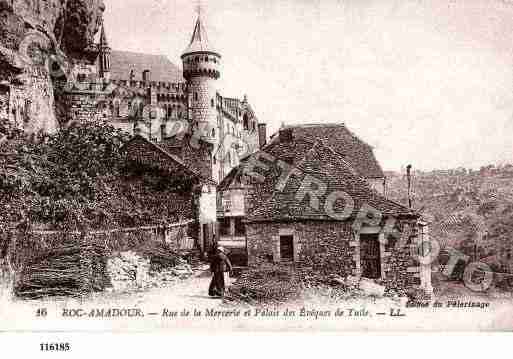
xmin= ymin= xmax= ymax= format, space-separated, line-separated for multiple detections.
xmin=217 ymin=246 xmax=225 ymax=253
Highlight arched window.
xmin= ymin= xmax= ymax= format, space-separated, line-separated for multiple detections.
xmin=211 ymin=99 xmax=214 ymax=108
xmin=211 ymin=128 xmax=215 ymax=138
xmin=139 ymin=102 xmax=144 ymax=117
xmin=194 ymin=92 xmax=198 ymax=101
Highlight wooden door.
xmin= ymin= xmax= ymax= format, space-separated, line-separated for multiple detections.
xmin=280 ymin=235 xmax=294 ymax=261
xmin=360 ymin=234 xmax=381 ymax=279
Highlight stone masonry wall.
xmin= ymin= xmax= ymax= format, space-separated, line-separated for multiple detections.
xmin=188 ymin=76 xmax=218 ymax=138
xmin=381 ymin=221 xmax=422 ymax=290
xmin=62 ymin=89 xmax=107 ymax=124
xmin=246 ymin=221 xmax=357 ymax=277
xmin=246 ymin=219 xmax=423 ymax=293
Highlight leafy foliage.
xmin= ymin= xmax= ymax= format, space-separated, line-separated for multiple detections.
xmin=0 ymin=121 xmax=191 ymax=231
xmin=387 ymin=168 xmax=513 ymax=271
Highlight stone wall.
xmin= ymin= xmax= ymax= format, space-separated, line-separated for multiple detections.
xmin=62 ymin=88 xmax=109 ymax=124
xmin=188 ymin=76 xmax=218 ymax=140
xmin=380 ymin=221 xmax=422 ymax=290
xmin=246 ymin=219 xmax=423 ymax=292
xmin=246 ymin=221 xmax=357 ymax=276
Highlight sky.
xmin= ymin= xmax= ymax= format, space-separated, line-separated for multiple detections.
xmin=105 ymin=0 xmax=513 ymax=171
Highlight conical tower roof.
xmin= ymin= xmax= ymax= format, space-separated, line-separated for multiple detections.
xmin=99 ymin=22 xmax=109 ymax=48
xmin=181 ymin=16 xmax=220 ymax=58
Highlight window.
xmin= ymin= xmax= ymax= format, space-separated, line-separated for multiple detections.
xmin=235 ymin=218 xmax=246 ymax=236
xmin=211 ymin=128 xmax=215 ymax=138
xmin=194 ymin=92 xmax=198 ymax=101
xmin=219 ymin=218 xmax=230 ymax=236
xmin=211 ymin=99 xmax=214 ymax=107
xmin=243 ymin=114 xmax=249 ymax=130
xmin=280 ymin=236 xmax=294 ymax=261
xmin=360 ymin=233 xmax=381 ymax=279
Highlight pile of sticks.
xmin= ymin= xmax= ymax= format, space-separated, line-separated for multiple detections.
xmin=14 ymin=242 xmax=107 ymax=299
xmin=227 ymin=266 xmax=303 ymax=304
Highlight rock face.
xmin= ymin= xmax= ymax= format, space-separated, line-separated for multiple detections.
xmin=0 ymin=0 xmax=105 ymax=133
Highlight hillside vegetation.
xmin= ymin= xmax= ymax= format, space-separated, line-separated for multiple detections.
xmin=387 ymin=167 xmax=513 ymax=273
xmin=0 ymin=120 xmax=193 ymax=232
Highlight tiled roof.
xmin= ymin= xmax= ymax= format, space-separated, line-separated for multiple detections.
xmin=182 ymin=16 xmax=219 ymax=57
xmin=218 ymin=137 xmax=315 ymax=192
xmin=122 ymin=135 xmax=214 ymax=184
xmin=110 ymin=50 xmax=184 ymax=82
xmin=247 ymin=141 xmax=416 ymax=222
xmin=274 ymin=123 xmax=385 ymax=179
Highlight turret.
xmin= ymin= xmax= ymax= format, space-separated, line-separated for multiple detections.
xmin=181 ymin=15 xmax=221 ymax=144
xmin=98 ymin=21 xmax=111 ymax=81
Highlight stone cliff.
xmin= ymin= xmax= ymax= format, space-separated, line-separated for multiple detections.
xmin=0 ymin=0 xmax=105 ymax=133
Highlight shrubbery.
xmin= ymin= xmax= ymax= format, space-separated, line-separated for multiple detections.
xmin=0 ymin=120 xmax=188 ymax=231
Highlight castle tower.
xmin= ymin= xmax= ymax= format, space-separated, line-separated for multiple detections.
xmin=181 ymin=14 xmax=221 ymax=144
xmin=98 ymin=22 xmax=111 ymax=82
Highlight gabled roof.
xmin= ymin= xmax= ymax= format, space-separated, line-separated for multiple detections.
xmin=247 ymin=141 xmax=416 ymax=222
xmin=218 ymin=137 xmax=315 ymax=192
xmin=110 ymin=50 xmax=184 ymax=82
xmin=274 ymin=123 xmax=385 ymax=179
xmin=181 ymin=16 xmax=219 ymax=57
xmin=122 ymin=135 xmax=214 ymax=184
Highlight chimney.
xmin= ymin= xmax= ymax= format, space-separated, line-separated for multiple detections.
xmin=143 ymin=69 xmax=151 ymax=83
xmin=406 ymin=164 xmax=413 ymax=209
xmin=258 ymin=123 xmax=267 ymax=148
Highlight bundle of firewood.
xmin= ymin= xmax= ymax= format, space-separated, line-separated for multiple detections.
xmin=14 ymin=242 xmax=107 ymax=299
xmin=227 ymin=266 xmax=302 ymax=304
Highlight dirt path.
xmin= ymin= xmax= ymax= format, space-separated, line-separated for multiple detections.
xmin=2 ymin=270 xmax=513 ymax=331
xmin=123 ymin=270 xmax=236 ymax=308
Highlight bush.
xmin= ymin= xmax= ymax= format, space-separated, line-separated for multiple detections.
xmin=0 ymin=121 xmax=187 ymax=230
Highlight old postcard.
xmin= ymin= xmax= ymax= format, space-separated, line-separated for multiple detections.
xmin=1 ymin=0 xmax=513 ymax=338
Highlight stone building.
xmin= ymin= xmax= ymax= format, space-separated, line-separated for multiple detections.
xmin=60 ymin=11 xmax=264 ymax=250
xmin=218 ymin=123 xmax=387 ymax=254
xmin=121 ymin=135 xmax=218 ymax=253
xmin=217 ymin=124 xmax=432 ymax=293
xmin=61 ymin=14 xmax=264 ymax=184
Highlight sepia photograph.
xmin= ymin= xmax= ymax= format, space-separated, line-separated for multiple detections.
xmin=0 ymin=0 xmax=513 ymax=341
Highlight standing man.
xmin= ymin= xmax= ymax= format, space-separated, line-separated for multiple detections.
xmin=208 ymin=246 xmax=233 ymax=298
